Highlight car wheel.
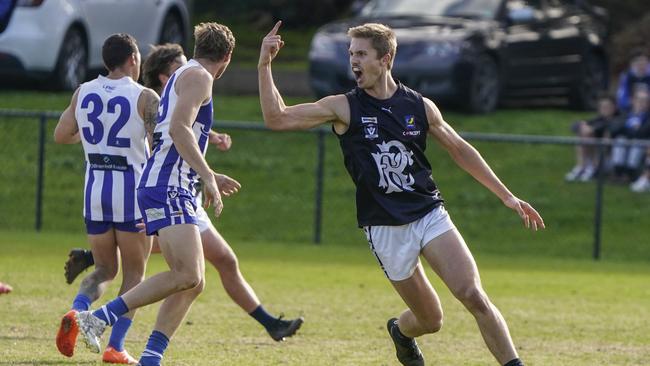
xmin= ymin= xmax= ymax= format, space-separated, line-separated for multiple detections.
xmin=159 ymin=12 xmax=185 ymax=48
xmin=467 ymin=54 xmax=500 ymax=114
xmin=569 ymin=53 xmax=607 ymax=110
xmin=53 ymin=27 xmax=87 ymax=91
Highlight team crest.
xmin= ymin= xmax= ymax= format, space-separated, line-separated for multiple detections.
xmin=361 ymin=116 xmax=379 ymax=139
xmin=167 ymin=190 xmax=178 ymax=199
xmin=404 ymin=115 xmax=416 ymax=130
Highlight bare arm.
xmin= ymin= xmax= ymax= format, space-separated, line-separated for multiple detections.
xmin=258 ymin=21 xmax=349 ymax=132
xmin=169 ymin=68 xmax=214 ymax=183
xmin=137 ymin=87 xmax=160 ymax=148
xmin=424 ymin=97 xmax=545 ymax=230
xmin=54 ymin=88 xmax=81 ymax=144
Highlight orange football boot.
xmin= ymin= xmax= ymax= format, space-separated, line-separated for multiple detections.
xmin=102 ymin=346 xmax=139 ymax=364
xmin=56 ymin=310 xmax=79 ymax=357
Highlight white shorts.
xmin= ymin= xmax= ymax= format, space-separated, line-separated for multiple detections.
xmin=194 ymin=194 xmax=211 ymax=233
xmin=363 ymin=206 xmax=456 ymax=281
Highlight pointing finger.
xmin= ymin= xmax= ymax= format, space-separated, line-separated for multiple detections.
xmin=266 ymin=20 xmax=282 ymax=37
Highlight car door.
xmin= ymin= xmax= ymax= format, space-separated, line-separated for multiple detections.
xmin=501 ymin=0 xmax=552 ymax=90
xmin=80 ymin=0 xmax=159 ymax=68
xmin=78 ymin=0 xmax=127 ymax=69
xmin=542 ymin=0 xmax=586 ymax=85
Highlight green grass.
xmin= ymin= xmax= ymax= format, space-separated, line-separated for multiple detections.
xmin=0 ymin=92 xmax=649 ymax=262
xmin=0 ymin=231 xmax=649 ymax=365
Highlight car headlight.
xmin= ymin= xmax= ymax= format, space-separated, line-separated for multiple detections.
xmin=309 ymin=33 xmax=340 ymax=60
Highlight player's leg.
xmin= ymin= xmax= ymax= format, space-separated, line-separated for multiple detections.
xmin=57 ymin=224 xmax=119 ymax=357
xmin=76 ymin=224 xmax=204 ymax=354
xmin=103 ymin=226 xmax=152 ymax=364
xmin=137 ymin=223 xmax=205 ymax=366
xmin=365 ymin=225 xmax=435 ymax=366
xmin=421 ymin=229 xmax=522 ymax=366
xmin=200 ymin=220 xmax=303 ymax=340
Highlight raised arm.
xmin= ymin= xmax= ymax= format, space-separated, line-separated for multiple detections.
xmin=258 ymin=21 xmax=349 ymax=132
xmin=54 ymin=88 xmax=81 ymax=144
xmin=424 ymin=97 xmax=545 ymax=230
xmin=137 ymin=87 xmax=160 ymax=148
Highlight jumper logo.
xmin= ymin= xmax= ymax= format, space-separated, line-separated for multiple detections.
xmin=371 ymin=140 xmax=415 ymax=194
xmin=362 ymin=116 xmax=378 ymax=139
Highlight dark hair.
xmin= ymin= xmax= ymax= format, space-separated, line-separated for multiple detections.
xmin=143 ymin=43 xmax=184 ymax=93
xmin=102 ymin=33 xmax=138 ymax=71
xmin=193 ymin=22 xmax=235 ymax=61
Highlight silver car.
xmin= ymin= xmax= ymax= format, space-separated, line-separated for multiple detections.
xmin=0 ymin=0 xmax=191 ymax=90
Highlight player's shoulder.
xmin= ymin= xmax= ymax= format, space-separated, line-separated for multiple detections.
xmin=176 ymin=66 xmax=212 ymax=92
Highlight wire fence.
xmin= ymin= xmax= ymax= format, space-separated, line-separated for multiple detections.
xmin=1 ymin=109 xmax=649 ymax=260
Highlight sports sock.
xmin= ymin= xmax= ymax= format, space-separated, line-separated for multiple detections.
xmin=92 ymin=297 xmax=129 ymax=326
xmin=391 ymin=321 xmax=414 ymax=346
xmin=72 ymin=293 xmax=91 ymax=311
xmin=108 ymin=317 xmax=132 ymax=351
xmin=504 ymin=358 xmax=524 ymax=366
xmin=139 ymin=330 xmax=170 ymax=366
xmin=249 ymin=305 xmax=278 ymax=330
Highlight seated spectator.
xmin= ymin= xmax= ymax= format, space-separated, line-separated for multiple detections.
xmin=630 ymin=149 xmax=650 ymax=192
xmin=565 ymin=93 xmax=617 ymax=182
xmin=610 ymin=88 xmax=650 ymax=182
xmin=616 ymin=48 xmax=650 ymax=113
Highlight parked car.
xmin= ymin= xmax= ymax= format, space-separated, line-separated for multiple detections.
xmin=0 ymin=0 xmax=191 ymax=90
xmin=309 ymin=0 xmax=609 ymax=113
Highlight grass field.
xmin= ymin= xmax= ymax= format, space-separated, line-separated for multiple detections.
xmin=1 ymin=92 xmax=649 ymax=262
xmin=1 ymin=231 xmax=649 ymax=365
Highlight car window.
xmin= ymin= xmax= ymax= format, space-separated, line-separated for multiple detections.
xmin=360 ymin=0 xmax=503 ymax=20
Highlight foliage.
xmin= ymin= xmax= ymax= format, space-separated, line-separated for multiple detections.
xmin=608 ymin=13 xmax=650 ymax=73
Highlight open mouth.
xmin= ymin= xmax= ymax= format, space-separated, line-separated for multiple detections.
xmin=352 ymin=66 xmax=363 ymax=82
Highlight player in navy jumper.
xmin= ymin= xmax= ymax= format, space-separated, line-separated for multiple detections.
xmin=258 ymin=22 xmax=544 ymax=366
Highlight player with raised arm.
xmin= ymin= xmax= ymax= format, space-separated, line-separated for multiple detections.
xmin=65 ymin=43 xmax=303 ymax=341
xmin=70 ymin=23 xmax=241 ymax=366
xmin=258 ymin=22 xmax=545 ymax=366
xmin=53 ymin=33 xmax=158 ymax=364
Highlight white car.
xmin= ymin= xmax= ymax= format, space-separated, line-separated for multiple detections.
xmin=0 ymin=0 xmax=191 ymax=90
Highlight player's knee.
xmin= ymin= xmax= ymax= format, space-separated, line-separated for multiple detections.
xmin=421 ymin=316 xmax=443 ymax=334
xmin=175 ymin=270 xmax=203 ymax=291
xmin=212 ymin=251 xmax=238 ymax=274
xmin=456 ymin=285 xmax=491 ymax=314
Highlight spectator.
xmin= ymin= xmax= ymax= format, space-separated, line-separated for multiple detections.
xmin=565 ymin=93 xmax=618 ymax=182
xmin=616 ymin=48 xmax=650 ymax=113
xmin=630 ymin=149 xmax=650 ymax=192
xmin=610 ymin=88 xmax=650 ymax=182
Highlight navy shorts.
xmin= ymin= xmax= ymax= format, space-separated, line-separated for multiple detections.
xmin=84 ymin=219 xmax=142 ymax=235
xmin=137 ymin=186 xmax=198 ymax=236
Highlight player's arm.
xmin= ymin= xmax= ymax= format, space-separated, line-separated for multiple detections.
xmin=54 ymin=88 xmax=81 ymax=144
xmin=137 ymin=88 xmax=160 ymax=148
xmin=258 ymin=21 xmax=349 ymax=131
xmin=170 ymin=69 xmax=240 ymax=215
xmin=424 ymin=97 xmax=545 ymax=230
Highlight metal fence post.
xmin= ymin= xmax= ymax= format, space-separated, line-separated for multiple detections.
xmin=313 ymin=129 xmax=326 ymax=244
xmin=592 ymin=143 xmax=606 ymax=260
xmin=35 ymin=113 xmax=47 ymax=231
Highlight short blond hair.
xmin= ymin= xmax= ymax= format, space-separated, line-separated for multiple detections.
xmin=347 ymin=23 xmax=397 ymax=69
xmin=193 ymin=22 xmax=236 ymax=62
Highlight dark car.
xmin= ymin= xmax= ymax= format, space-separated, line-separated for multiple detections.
xmin=308 ymin=0 xmax=609 ymax=113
